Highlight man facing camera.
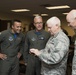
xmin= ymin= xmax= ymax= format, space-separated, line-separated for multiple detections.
xmin=24 ymin=16 xmax=50 ymax=75
xmin=0 ymin=20 xmax=25 ymax=75
xmin=30 ymin=16 xmax=70 ymax=75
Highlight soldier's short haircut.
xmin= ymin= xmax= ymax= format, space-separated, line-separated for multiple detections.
xmin=10 ymin=19 xmax=22 ymax=28
xmin=34 ymin=15 xmax=42 ymax=22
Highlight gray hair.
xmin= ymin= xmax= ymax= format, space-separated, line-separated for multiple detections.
xmin=46 ymin=16 xmax=61 ymax=26
xmin=34 ymin=15 xmax=42 ymax=21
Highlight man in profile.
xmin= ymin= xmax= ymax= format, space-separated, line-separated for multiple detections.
xmin=66 ymin=9 xmax=76 ymax=75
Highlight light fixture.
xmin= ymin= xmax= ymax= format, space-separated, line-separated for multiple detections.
xmin=41 ymin=14 xmax=48 ymax=16
xmin=63 ymin=13 xmax=68 ymax=15
xmin=11 ymin=9 xmax=30 ymax=12
xmin=33 ymin=14 xmax=40 ymax=16
xmin=46 ymin=5 xmax=70 ymax=10
xmin=33 ymin=14 xmax=48 ymax=16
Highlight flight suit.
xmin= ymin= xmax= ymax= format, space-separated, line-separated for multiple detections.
xmin=0 ymin=29 xmax=25 ymax=75
xmin=38 ymin=30 xmax=70 ymax=75
xmin=24 ymin=29 xmax=50 ymax=75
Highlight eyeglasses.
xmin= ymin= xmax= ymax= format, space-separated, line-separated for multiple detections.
xmin=34 ymin=22 xmax=43 ymax=25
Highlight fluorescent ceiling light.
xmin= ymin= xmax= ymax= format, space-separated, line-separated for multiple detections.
xmin=33 ymin=14 xmax=48 ymax=16
xmin=33 ymin=14 xmax=39 ymax=16
xmin=63 ymin=13 xmax=68 ymax=15
xmin=41 ymin=14 xmax=48 ymax=16
xmin=11 ymin=9 xmax=30 ymax=12
xmin=46 ymin=5 xmax=70 ymax=10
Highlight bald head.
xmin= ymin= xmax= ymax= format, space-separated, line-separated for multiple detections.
xmin=66 ymin=9 xmax=76 ymax=29
xmin=46 ymin=16 xmax=61 ymax=26
xmin=66 ymin=9 xmax=76 ymax=22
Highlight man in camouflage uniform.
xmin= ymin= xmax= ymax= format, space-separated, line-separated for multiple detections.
xmin=30 ymin=16 xmax=70 ymax=75
xmin=66 ymin=9 xmax=76 ymax=75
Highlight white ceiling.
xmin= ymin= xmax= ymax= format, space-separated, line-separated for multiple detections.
xmin=0 ymin=0 xmax=76 ymax=17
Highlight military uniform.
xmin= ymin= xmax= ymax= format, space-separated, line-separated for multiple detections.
xmin=24 ymin=29 xmax=50 ymax=75
xmin=0 ymin=29 xmax=25 ymax=75
xmin=72 ymin=40 xmax=76 ymax=75
xmin=38 ymin=30 xmax=69 ymax=75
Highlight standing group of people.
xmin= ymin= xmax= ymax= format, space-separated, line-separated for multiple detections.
xmin=0 ymin=9 xmax=76 ymax=75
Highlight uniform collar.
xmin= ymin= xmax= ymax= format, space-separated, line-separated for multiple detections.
xmin=8 ymin=28 xmax=13 ymax=34
xmin=33 ymin=29 xmax=44 ymax=35
xmin=8 ymin=28 xmax=19 ymax=35
xmin=53 ymin=29 xmax=62 ymax=38
xmin=34 ymin=29 xmax=43 ymax=33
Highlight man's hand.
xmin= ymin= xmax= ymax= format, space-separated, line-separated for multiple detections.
xmin=0 ymin=53 xmax=7 ymax=60
xmin=30 ymin=48 xmax=41 ymax=56
xmin=17 ymin=52 xmax=21 ymax=59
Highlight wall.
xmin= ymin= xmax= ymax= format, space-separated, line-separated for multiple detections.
xmin=0 ymin=12 xmax=75 ymax=36
xmin=0 ymin=12 xmax=32 ymax=31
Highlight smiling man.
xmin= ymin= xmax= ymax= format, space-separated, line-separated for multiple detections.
xmin=0 ymin=20 xmax=25 ymax=75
